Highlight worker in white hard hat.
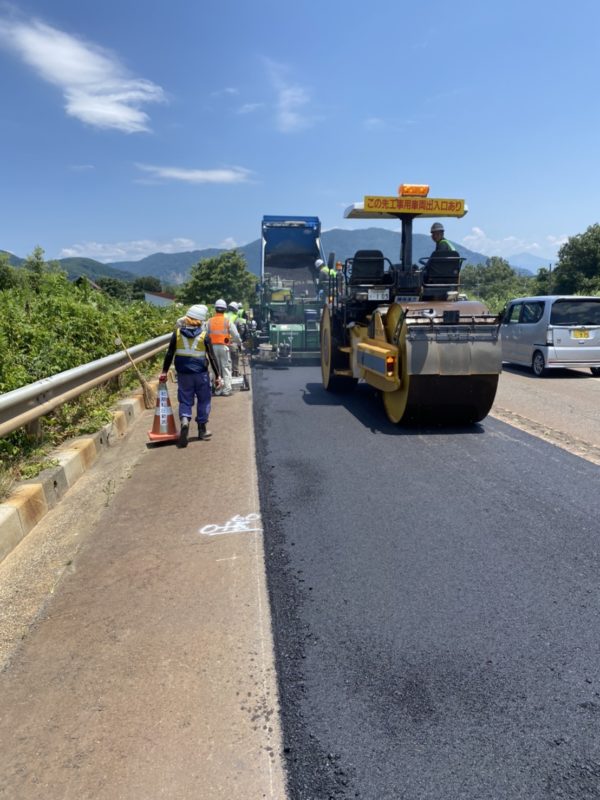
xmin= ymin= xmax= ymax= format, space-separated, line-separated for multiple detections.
xmin=226 ymin=302 xmax=242 ymax=376
xmin=429 ymin=222 xmax=456 ymax=254
xmin=235 ymin=302 xmax=248 ymax=342
xmin=159 ymin=304 xmax=222 ymax=447
xmin=315 ymin=258 xmax=336 ymax=300
xmin=206 ymin=298 xmax=242 ymax=396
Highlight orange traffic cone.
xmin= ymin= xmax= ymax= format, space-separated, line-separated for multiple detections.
xmin=148 ymin=383 xmax=179 ymax=442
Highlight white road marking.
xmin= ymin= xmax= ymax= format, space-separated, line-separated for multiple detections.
xmin=199 ymin=513 xmax=262 ymax=536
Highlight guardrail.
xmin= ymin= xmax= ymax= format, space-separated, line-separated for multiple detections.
xmin=0 ymin=334 xmax=171 ymax=438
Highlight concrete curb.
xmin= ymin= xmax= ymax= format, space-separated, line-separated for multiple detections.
xmin=0 ymin=387 xmax=152 ymax=565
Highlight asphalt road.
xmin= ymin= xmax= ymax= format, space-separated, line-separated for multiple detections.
xmin=254 ymin=366 xmax=600 ymax=800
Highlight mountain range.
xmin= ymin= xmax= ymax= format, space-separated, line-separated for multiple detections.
xmin=2 ymin=228 xmax=549 ymax=285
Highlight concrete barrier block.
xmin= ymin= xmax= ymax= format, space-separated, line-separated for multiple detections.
xmin=55 ymin=449 xmax=85 ymax=487
xmin=111 ymin=410 xmax=128 ymax=439
xmin=3 ymin=484 xmax=48 ymax=535
xmin=0 ymin=505 xmax=26 ymax=563
xmin=25 ymin=463 xmax=70 ymax=510
xmin=117 ymin=397 xmax=143 ymax=423
xmin=66 ymin=438 xmax=98 ymax=470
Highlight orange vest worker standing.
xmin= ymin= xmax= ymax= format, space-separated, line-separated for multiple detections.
xmin=207 ymin=298 xmax=242 ymax=396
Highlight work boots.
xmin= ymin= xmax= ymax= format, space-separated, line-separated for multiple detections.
xmin=198 ymin=423 xmax=212 ymax=440
xmin=178 ymin=418 xmax=190 ymax=448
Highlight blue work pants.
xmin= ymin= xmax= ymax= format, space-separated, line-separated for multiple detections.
xmin=176 ymin=371 xmax=212 ymax=424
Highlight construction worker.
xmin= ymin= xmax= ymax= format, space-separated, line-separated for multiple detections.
xmin=159 ymin=304 xmax=222 ymax=447
xmin=315 ymin=259 xmax=336 ymax=300
xmin=335 ymin=259 xmax=345 ymax=296
xmin=226 ymin=301 xmax=242 ymax=376
xmin=207 ymin=298 xmax=241 ymax=397
xmin=430 ymin=222 xmax=456 ymax=254
xmin=235 ymin=303 xmax=248 ymax=342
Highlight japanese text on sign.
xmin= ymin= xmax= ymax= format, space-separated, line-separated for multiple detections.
xmin=364 ymin=196 xmax=465 ymax=216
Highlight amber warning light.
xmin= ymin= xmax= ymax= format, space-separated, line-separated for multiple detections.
xmin=398 ymin=184 xmax=429 ymax=197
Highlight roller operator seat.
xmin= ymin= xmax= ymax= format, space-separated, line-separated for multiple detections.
xmin=422 ymin=250 xmax=465 ymax=288
xmin=348 ymin=250 xmax=388 ymax=285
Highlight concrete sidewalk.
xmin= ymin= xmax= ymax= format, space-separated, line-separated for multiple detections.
xmin=0 ymin=381 xmax=287 ymax=799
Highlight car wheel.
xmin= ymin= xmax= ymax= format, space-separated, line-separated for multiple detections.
xmin=591 ymin=367 xmax=600 ymax=377
xmin=532 ymin=351 xmax=546 ymax=377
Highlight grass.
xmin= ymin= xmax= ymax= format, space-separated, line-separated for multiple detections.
xmin=0 ymin=360 xmax=159 ymax=502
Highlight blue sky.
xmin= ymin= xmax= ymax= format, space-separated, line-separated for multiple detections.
xmin=0 ymin=0 xmax=598 ymax=264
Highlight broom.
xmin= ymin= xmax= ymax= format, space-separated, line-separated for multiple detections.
xmin=115 ymin=334 xmax=156 ymax=409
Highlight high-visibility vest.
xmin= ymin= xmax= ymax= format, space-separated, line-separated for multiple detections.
xmin=320 ymin=266 xmax=335 ymax=284
xmin=207 ymin=313 xmax=230 ymax=345
xmin=226 ymin=311 xmax=238 ymax=325
xmin=175 ymin=328 xmax=207 ymax=360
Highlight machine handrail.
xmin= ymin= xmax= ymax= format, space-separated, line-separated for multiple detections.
xmin=0 ymin=334 xmax=171 ymax=437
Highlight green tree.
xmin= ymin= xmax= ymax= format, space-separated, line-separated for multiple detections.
xmin=460 ymin=257 xmax=534 ymax=313
xmin=97 ymin=277 xmax=132 ymax=301
xmin=23 ymin=245 xmax=46 ymax=275
xmin=177 ymin=250 xmax=256 ymax=307
xmin=0 ymin=253 xmax=19 ymax=290
xmin=531 ymin=266 xmax=554 ymax=295
xmin=551 ymin=224 xmax=600 ymax=294
xmin=132 ymin=276 xmax=162 ymax=300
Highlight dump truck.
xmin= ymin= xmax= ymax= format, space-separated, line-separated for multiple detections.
xmin=251 ymin=215 xmax=325 ymax=365
xmin=320 ymin=184 xmax=502 ymax=423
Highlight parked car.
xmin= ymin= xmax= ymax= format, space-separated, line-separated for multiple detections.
xmin=499 ymin=295 xmax=600 ymax=377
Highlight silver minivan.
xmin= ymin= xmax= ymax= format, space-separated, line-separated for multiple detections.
xmin=500 ymin=295 xmax=600 ymax=377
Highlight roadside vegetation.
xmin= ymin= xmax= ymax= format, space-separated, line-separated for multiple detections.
xmin=0 ymin=247 xmax=258 ymax=500
xmin=461 ymin=224 xmax=600 ymax=313
xmin=0 ymin=249 xmax=181 ymax=498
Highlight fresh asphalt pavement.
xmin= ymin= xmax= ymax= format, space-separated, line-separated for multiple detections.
xmin=253 ymin=365 xmax=600 ymax=800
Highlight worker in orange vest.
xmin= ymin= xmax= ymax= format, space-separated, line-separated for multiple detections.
xmin=207 ymin=298 xmax=242 ymax=396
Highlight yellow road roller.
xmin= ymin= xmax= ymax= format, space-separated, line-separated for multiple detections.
xmin=320 ymin=185 xmax=502 ymax=423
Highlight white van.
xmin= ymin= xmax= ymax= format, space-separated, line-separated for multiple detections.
xmin=500 ymin=295 xmax=600 ymax=377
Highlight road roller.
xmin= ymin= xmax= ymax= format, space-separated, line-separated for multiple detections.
xmin=320 ymin=184 xmax=502 ymax=424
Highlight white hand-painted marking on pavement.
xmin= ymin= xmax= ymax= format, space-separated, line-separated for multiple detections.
xmin=199 ymin=513 xmax=262 ymax=536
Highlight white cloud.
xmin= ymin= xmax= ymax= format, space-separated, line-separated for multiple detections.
xmin=219 ymin=237 xmax=238 ymax=248
xmin=59 ymin=237 xmax=198 ymax=263
xmin=0 ymin=17 xmax=165 ymax=132
xmin=264 ymin=58 xmax=312 ymax=133
xmin=135 ymin=163 xmax=252 ymax=184
xmin=461 ymin=226 xmax=550 ymax=258
xmin=546 ymin=234 xmax=568 ymax=249
xmin=364 ymin=117 xmax=385 ymax=130
xmin=68 ymin=163 xmax=95 ymax=171
xmin=237 ymin=102 xmax=264 ymax=115
xmin=210 ymin=87 xmax=239 ymax=97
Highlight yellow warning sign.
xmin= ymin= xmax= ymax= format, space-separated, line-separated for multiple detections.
xmin=364 ymin=196 xmax=466 ymax=217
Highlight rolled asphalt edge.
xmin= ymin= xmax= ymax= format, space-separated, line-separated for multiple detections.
xmin=0 ymin=387 xmax=152 ymax=565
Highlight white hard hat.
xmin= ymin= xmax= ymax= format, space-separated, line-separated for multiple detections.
xmin=214 ymin=298 xmax=227 ymax=310
xmin=430 ymin=222 xmax=445 ymax=233
xmin=187 ymin=304 xmax=208 ymax=321
xmin=315 ymin=258 xmax=325 ymax=269
xmin=228 ymin=301 xmax=239 ymax=311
